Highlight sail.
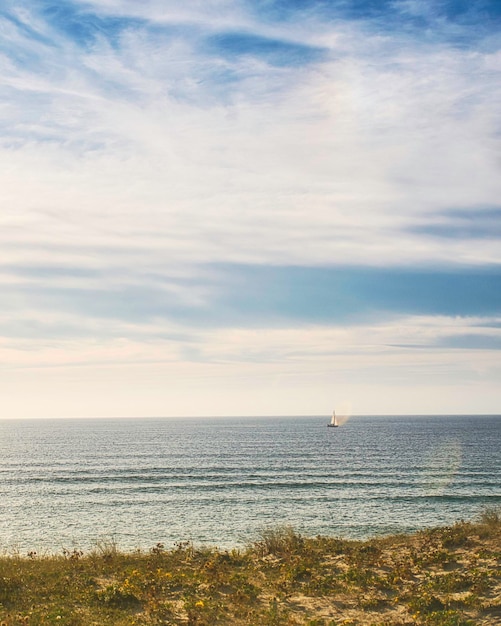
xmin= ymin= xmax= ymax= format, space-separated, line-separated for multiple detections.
xmin=328 ymin=409 xmax=339 ymax=427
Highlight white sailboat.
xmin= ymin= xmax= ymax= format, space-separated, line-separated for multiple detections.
xmin=327 ymin=410 xmax=339 ymax=428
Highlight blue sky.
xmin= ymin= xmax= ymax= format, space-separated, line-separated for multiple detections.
xmin=1 ymin=0 xmax=500 ymax=417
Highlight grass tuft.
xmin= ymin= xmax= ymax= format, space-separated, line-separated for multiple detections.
xmin=253 ymin=525 xmax=305 ymax=558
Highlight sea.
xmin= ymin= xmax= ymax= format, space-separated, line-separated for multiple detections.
xmin=0 ymin=415 xmax=499 ymax=554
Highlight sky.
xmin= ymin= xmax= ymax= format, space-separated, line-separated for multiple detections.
xmin=1 ymin=0 xmax=500 ymax=418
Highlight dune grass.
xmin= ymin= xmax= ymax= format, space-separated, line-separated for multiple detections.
xmin=0 ymin=510 xmax=499 ymax=625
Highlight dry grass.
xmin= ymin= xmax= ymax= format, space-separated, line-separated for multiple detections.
xmin=0 ymin=510 xmax=499 ymax=625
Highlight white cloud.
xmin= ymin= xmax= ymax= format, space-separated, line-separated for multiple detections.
xmin=1 ymin=6 xmax=500 ymax=271
xmin=1 ymin=313 xmax=500 ymax=417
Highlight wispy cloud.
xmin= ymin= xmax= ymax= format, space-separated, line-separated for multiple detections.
xmin=0 ymin=0 xmax=500 ymax=416
xmin=410 ymin=207 xmax=501 ymax=239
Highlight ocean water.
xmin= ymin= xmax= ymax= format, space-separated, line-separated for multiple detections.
xmin=0 ymin=415 xmax=499 ymax=553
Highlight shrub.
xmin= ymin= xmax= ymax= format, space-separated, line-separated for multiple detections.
xmin=478 ymin=507 xmax=500 ymax=528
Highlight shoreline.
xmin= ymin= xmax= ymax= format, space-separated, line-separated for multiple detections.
xmin=1 ymin=509 xmax=495 ymax=558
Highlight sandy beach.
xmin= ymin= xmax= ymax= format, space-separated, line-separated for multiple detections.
xmin=0 ymin=511 xmax=499 ymax=625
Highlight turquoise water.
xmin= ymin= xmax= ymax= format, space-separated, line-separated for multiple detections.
xmin=0 ymin=415 xmax=499 ymax=552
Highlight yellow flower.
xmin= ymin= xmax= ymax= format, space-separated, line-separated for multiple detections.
xmin=195 ymin=600 xmax=205 ymax=608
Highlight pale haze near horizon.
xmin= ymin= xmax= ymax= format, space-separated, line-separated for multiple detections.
xmin=1 ymin=1 xmax=500 ymax=419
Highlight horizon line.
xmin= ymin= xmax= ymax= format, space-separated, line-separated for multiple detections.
xmin=0 ymin=413 xmax=499 ymax=421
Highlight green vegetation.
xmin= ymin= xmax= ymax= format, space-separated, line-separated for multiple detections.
xmin=0 ymin=510 xmax=499 ymax=625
